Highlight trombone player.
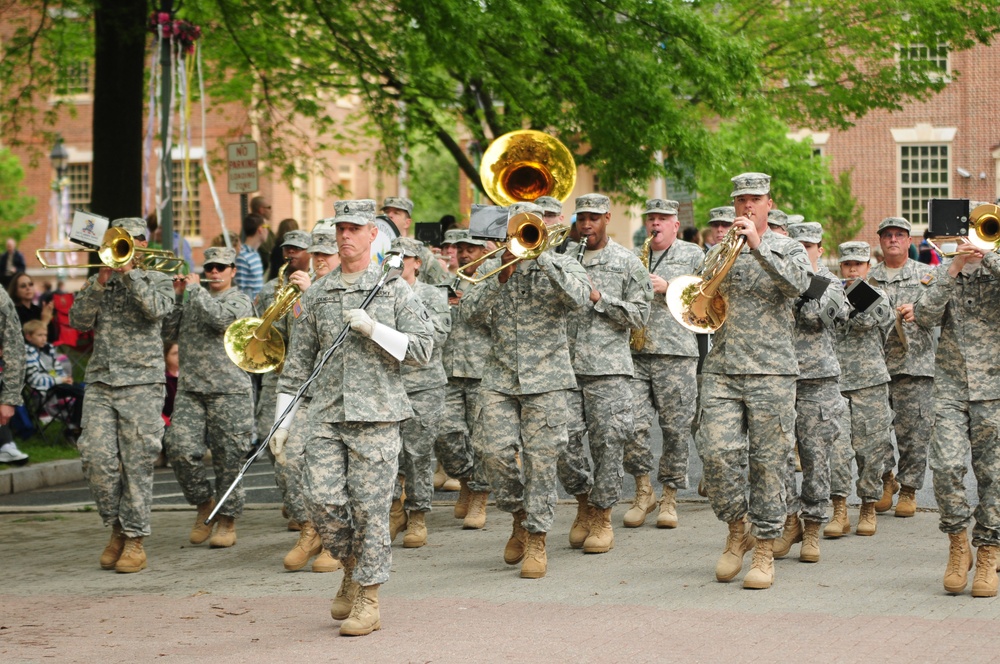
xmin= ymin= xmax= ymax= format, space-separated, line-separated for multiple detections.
xmin=695 ymin=173 xmax=812 ymax=590
xmin=69 ymin=217 xmax=175 ymax=573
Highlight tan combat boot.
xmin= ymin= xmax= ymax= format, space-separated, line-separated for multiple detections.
xmin=944 ymin=531 xmax=972 ymax=594
xmin=773 ymin=513 xmax=802 ymax=558
xmin=895 ymin=485 xmax=917 ymax=518
xmin=504 ymin=511 xmax=528 ymax=564
xmin=697 ymin=479 xmax=708 ymax=497
xmin=824 ymin=496 xmax=851 ymax=538
xmin=800 ymin=520 xmax=821 ymax=563
xmin=403 ymin=511 xmax=427 ymax=548
xmin=287 ymin=519 xmax=301 ymax=532
xmin=312 ymin=549 xmax=342 ymax=573
xmin=716 ymin=518 xmax=756 ymax=582
xmin=656 ymin=487 xmax=679 ymax=529
xmin=463 ymin=491 xmax=488 ymax=530
xmin=623 ymin=474 xmax=656 ymax=528
xmin=389 ymin=497 xmax=407 ymax=543
xmin=583 ymin=507 xmax=615 ymax=554
xmin=743 ymin=539 xmax=775 ymax=589
xmin=874 ymin=472 xmax=899 ymax=512
xmin=189 ymin=498 xmax=216 ymax=545
xmin=330 ymin=558 xmax=360 ymax=620
xmin=569 ymin=494 xmax=592 ymax=549
xmin=210 ymin=515 xmax=237 ymax=548
xmin=340 ymin=584 xmax=381 ymax=636
xmin=114 ymin=537 xmax=147 ymax=574
xmin=454 ymin=479 xmax=472 ymax=519
xmin=433 ymin=462 xmax=448 ymax=490
xmin=972 ymin=546 xmax=999 ymax=598
xmin=856 ymin=501 xmax=877 ymax=536
xmin=283 ymin=521 xmax=322 ymax=571
xmin=99 ymin=522 xmax=126 ymax=570
xmin=520 ymin=532 xmax=547 ymax=579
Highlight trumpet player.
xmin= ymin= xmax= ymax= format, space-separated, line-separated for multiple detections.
xmin=69 ymin=217 xmax=175 ymax=573
xmin=623 ymin=199 xmax=703 ymax=530
xmin=162 ymin=247 xmax=254 ymax=549
xmin=695 ymin=173 xmax=811 ymax=590
xmin=869 ymin=217 xmax=935 ymax=517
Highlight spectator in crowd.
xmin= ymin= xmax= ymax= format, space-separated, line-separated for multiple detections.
xmin=22 ymin=319 xmax=83 ymax=435
xmin=235 ymin=214 xmax=267 ymax=300
xmin=251 ymin=196 xmax=275 ymax=276
xmin=919 ymin=230 xmax=941 ymax=265
xmin=682 ymin=226 xmax=702 ymax=247
xmin=268 ymin=218 xmax=300 ymax=281
xmin=8 ymin=273 xmax=57 ymax=341
xmin=0 ymin=238 xmax=26 ymax=289
xmin=211 ymin=230 xmax=241 ymax=253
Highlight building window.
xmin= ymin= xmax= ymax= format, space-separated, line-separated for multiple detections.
xmin=900 ymin=144 xmax=949 ymax=226
xmin=55 ymin=60 xmax=92 ymax=96
xmin=66 ymin=163 xmax=91 ymax=211
xmin=172 ymin=161 xmax=201 ymax=237
xmin=899 ymin=43 xmax=950 ymax=77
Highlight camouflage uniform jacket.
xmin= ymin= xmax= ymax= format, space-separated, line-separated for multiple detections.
xmin=632 ymin=238 xmax=702 ymax=358
xmin=566 ymin=238 xmax=653 ymax=376
xmin=442 ymin=279 xmax=490 ymax=380
xmin=702 ymin=230 xmax=812 ymax=376
xmin=70 ymin=269 xmax=174 ymax=386
xmin=276 ymin=263 xmax=434 ymax=423
xmin=869 ymin=258 xmax=935 ymax=378
xmin=0 ymin=288 xmax=25 ymax=406
xmin=913 ymin=253 xmax=1000 ymax=401
xmin=461 ymin=250 xmax=590 ymax=395
xmin=794 ymin=265 xmax=847 ymax=380
xmin=834 ymin=280 xmax=894 ymax=392
xmin=401 ymin=280 xmax=450 ymax=392
xmin=417 ymin=244 xmax=450 ymax=286
xmin=162 ymin=286 xmax=254 ymax=394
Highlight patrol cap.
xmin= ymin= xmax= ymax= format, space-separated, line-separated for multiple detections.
xmin=730 ymin=172 xmax=771 ymax=198
xmin=333 ymin=199 xmax=376 ymax=226
xmin=788 ymin=222 xmax=824 ymax=244
xmin=448 ymin=228 xmax=488 ymax=248
xmin=838 ymin=241 xmax=871 ymax=263
xmin=281 ymin=229 xmax=311 ymax=249
xmin=203 ymin=246 xmax=236 ymax=267
xmin=534 ymin=196 xmax=563 ymax=215
xmin=708 ymin=206 xmax=736 ymax=225
xmin=643 ymin=198 xmax=679 ymax=216
xmin=509 ymin=201 xmax=545 ymax=218
xmin=308 ymin=227 xmax=338 ymax=254
xmin=382 ymin=196 xmax=414 ymax=215
xmin=390 ymin=236 xmax=423 ymax=258
xmin=442 ymin=229 xmax=463 ymax=245
xmin=767 ymin=209 xmax=789 ymax=228
xmin=877 ymin=217 xmax=912 ymax=235
xmin=574 ymin=193 xmax=611 ymax=215
xmin=787 ymin=214 xmax=805 ymax=225
xmin=314 ymin=216 xmax=337 ymax=229
xmin=111 ymin=217 xmax=148 ymax=239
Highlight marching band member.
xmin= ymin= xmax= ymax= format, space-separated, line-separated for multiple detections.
xmin=381 ymin=197 xmax=451 ymax=285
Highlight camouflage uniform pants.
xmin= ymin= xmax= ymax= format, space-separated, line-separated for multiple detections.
xmin=303 ymin=420 xmax=401 ymax=587
xmin=396 ymin=386 xmax=444 ymax=513
xmin=558 ymin=375 xmax=633 ymax=509
xmin=164 ymin=390 xmax=254 ymax=519
xmin=830 ymin=383 xmax=893 ymax=501
xmin=784 ymin=378 xmax=842 ymax=523
xmin=435 ymin=377 xmax=490 ymax=493
xmin=930 ymin=398 xmax=1000 ymax=546
xmin=695 ymin=373 xmax=796 ymax=540
xmin=281 ymin=399 xmax=312 ymax=524
xmin=478 ymin=388 xmax=567 ymax=533
xmin=888 ymin=374 xmax=934 ymax=490
xmin=626 ymin=354 xmax=697 ymax=488
xmin=255 ymin=373 xmax=292 ymax=511
xmin=77 ymin=383 xmax=164 ymax=538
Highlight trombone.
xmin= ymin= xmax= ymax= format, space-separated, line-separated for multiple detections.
xmin=927 ymin=203 xmax=1000 ymax=257
xmin=457 ymin=212 xmax=570 ymax=284
xmin=36 ymin=227 xmax=185 ymax=272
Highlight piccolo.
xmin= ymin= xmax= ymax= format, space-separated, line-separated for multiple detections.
xmin=172 ymin=275 xmax=224 ymax=284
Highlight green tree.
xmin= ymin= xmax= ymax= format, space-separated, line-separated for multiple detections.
xmin=823 ymin=169 xmax=866 ymax=249
xmin=0 ymin=147 xmax=37 ymax=239
xmin=409 ymin=143 xmax=460 ymax=224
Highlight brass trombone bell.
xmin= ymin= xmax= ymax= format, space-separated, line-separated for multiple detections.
xmin=479 ymin=130 xmax=577 ymax=206
xmin=928 ymin=204 xmax=1000 ymax=256
xmin=36 ymin=227 xmax=184 ymax=272
xmin=457 ymin=212 xmax=571 ymax=285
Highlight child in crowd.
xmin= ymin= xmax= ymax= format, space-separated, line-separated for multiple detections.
xmin=23 ymin=319 xmax=84 ymax=437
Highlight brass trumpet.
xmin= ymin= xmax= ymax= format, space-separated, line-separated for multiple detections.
xmin=928 ymin=203 xmax=1000 ymax=257
xmin=36 ymin=227 xmax=185 ymax=272
xmin=457 ymin=212 xmax=570 ymax=284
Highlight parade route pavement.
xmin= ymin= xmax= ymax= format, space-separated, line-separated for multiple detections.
xmin=2 ymin=497 xmax=998 ymax=663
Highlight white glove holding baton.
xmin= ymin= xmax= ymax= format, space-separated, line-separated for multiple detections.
xmin=344 ymin=308 xmax=409 ymax=361
xmin=269 ymin=429 xmax=289 ymax=466
xmin=345 ymin=308 xmax=376 ymax=337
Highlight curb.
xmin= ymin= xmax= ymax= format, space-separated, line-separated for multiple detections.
xmin=0 ymin=459 xmax=84 ymax=496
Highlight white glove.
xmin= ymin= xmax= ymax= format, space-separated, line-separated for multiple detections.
xmin=269 ymin=429 xmax=289 ymax=466
xmin=345 ymin=308 xmax=376 ymax=338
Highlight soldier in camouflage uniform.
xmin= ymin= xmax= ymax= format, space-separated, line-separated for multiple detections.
xmin=389 ymin=236 xmax=451 ymax=549
xmin=274 ymin=201 xmax=433 ymax=636
xmin=774 ymin=222 xmax=847 ymax=562
xmin=694 ymin=174 xmax=811 ymax=590
xmin=0 ymin=277 xmax=26 ymax=457
xmin=436 ymin=229 xmax=493 ymax=529
xmin=69 ymin=217 xmax=175 ymax=573
xmin=828 ymin=241 xmax=895 ymax=539
xmin=462 ymin=201 xmax=591 ymax=579
xmin=622 ymin=199 xmax=702 ymax=530
xmin=869 ymin=217 xmax=936 ymax=517
xmin=162 ymin=246 xmax=254 ymax=549
xmin=558 ymin=194 xmax=652 ymax=555
xmin=382 ymin=197 xmax=450 ymax=286
xmin=914 ymin=241 xmax=1000 ymax=596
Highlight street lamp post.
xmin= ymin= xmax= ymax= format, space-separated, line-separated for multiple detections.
xmin=49 ymin=136 xmax=70 ymax=274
